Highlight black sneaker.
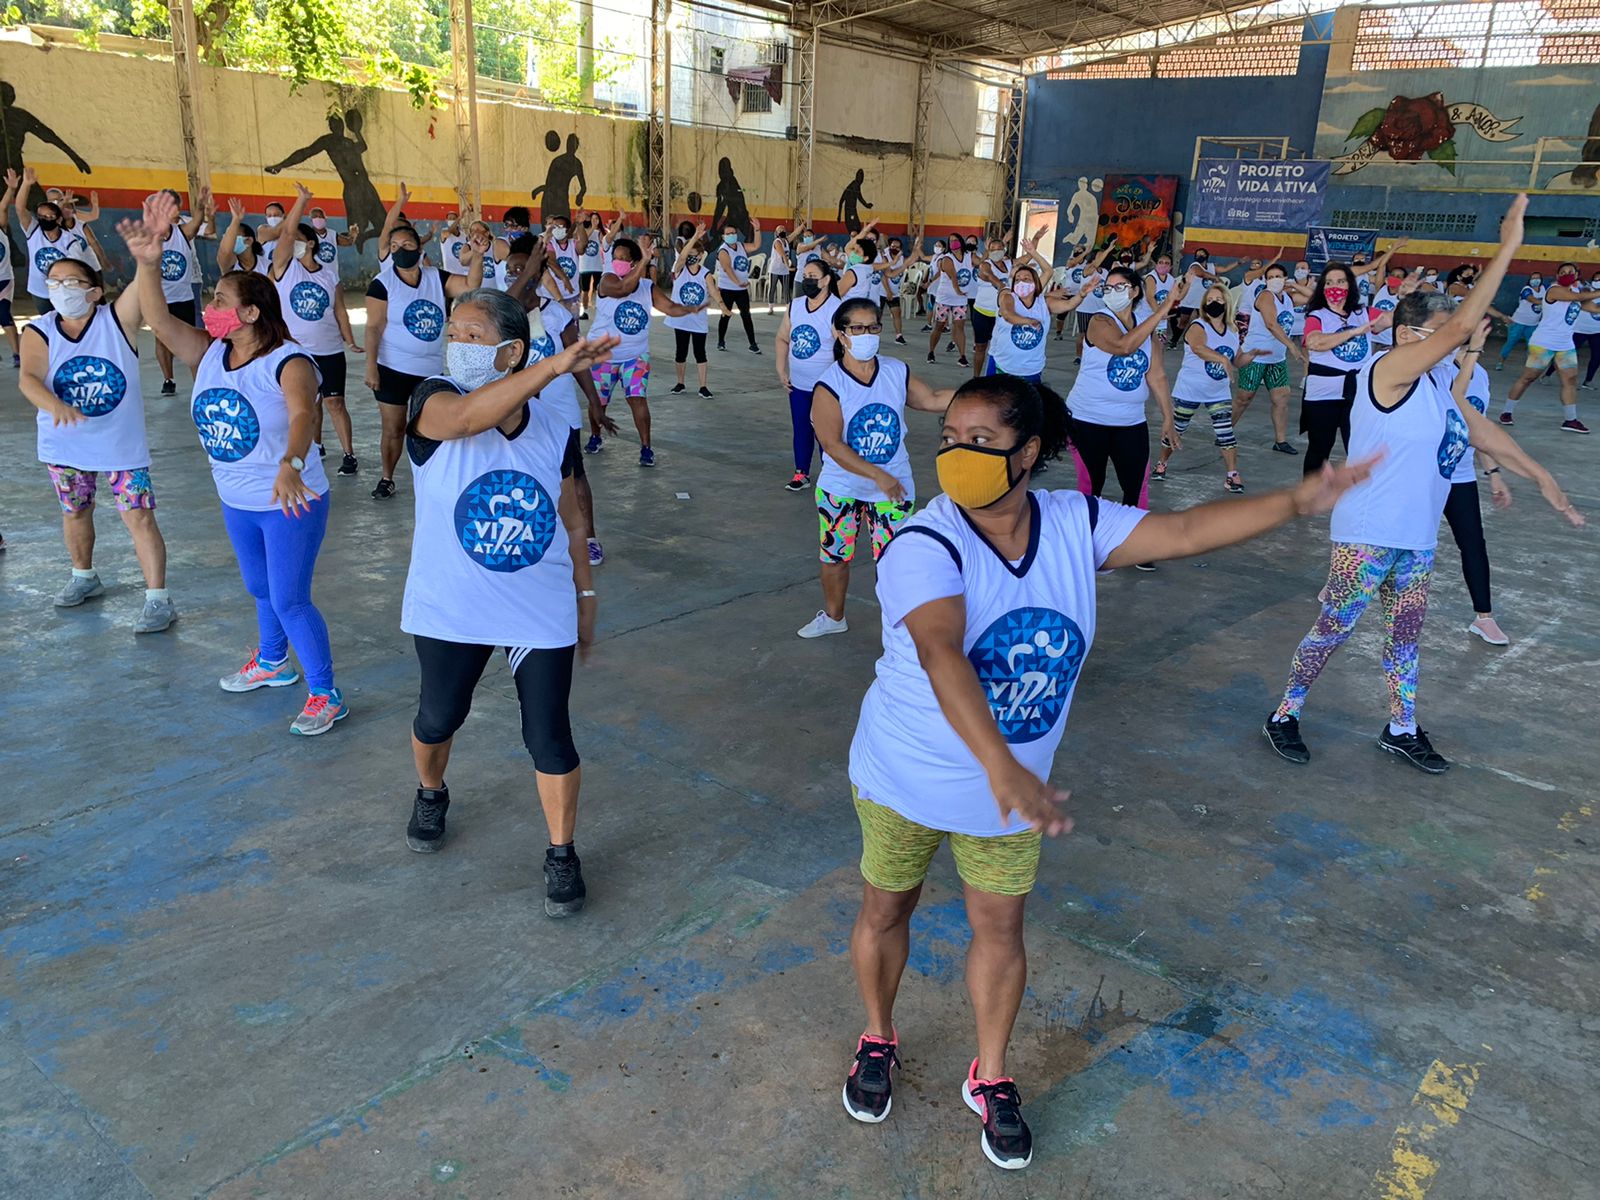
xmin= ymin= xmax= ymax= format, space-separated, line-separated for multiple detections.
xmin=1378 ymin=727 xmax=1449 ymax=773
xmin=318 ymin=444 xmax=327 ymax=458
xmin=1264 ymin=714 xmax=1310 ymax=764
xmin=748 ymin=344 xmax=762 ymax=355
xmin=1272 ymin=441 xmax=1299 ymax=455
xmin=717 ymin=342 xmax=728 ymax=352
xmin=927 ymin=352 xmax=936 ymax=364
xmin=406 ymin=786 xmax=449 ymax=852
xmin=670 ymin=382 xmax=686 ymax=394
xmin=894 ymin=335 xmax=906 ymax=345
xmin=544 ymin=844 xmax=587 ymax=917
xmin=160 ymin=379 xmax=176 ymax=396
xmin=372 ymin=478 xmax=396 ymax=500
xmin=963 ymin=1062 xmax=1033 ymax=1170
xmin=920 ymin=323 xmax=933 ymax=332
xmin=958 ymin=356 xmax=971 ymax=367
xmin=842 ymin=1032 xmax=899 ymax=1123
xmin=698 ymin=386 xmax=713 ymax=398
xmin=337 ymin=453 xmax=359 ymax=476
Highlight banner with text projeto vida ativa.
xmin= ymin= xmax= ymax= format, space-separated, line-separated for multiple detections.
xmin=1191 ymin=159 xmax=1332 ymax=233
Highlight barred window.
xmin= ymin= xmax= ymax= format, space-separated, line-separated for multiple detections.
xmin=1329 ymin=209 xmax=1481 ymax=235
xmin=740 ymin=82 xmax=772 ymax=114
xmin=1046 ymin=56 xmax=1152 ymax=79
xmin=1156 ymin=23 xmax=1302 ymax=76
xmin=1353 ymin=0 xmax=1600 ymax=69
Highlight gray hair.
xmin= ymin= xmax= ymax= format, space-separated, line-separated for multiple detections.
xmin=451 ymin=287 xmax=531 ymax=369
xmin=1393 ymin=290 xmax=1453 ymax=331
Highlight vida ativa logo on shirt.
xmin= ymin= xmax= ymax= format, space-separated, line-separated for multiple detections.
xmin=160 ymin=250 xmax=188 ymax=282
xmin=1436 ymin=408 xmax=1470 ymax=480
xmin=192 ymin=387 xmax=261 ymax=462
xmin=967 ymin=607 xmax=1086 ymax=743
xmin=290 ymin=282 xmax=331 ymax=322
xmin=53 ymin=355 xmax=128 ymax=417
xmin=791 ymin=325 xmax=822 ymax=359
xmin=847 ymin=403 xmax=901 ymax=463
xmin=454 ymin=469 xmax=558 ymax=572
xmin=614 ymin=301 xmax=650 ymax=336
xmin=1106 ymin=347 xmax=1150 ymax=392
xmin=403 ymin=298 xmax=445 ymax=342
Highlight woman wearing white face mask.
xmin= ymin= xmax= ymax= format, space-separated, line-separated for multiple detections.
xmin=714 ymin=219 xmax=763 ymax=353
xmin=971 ymin=241 xmax=1013 ymax=378
xmin=270 ymin=184 xmax=365 ymax=476
xmin=800 ymin=298 xmax=954 ymax=638
xmin=838 ymin=373 xmax=1377 ymax=1167
xmin=543 ymin=216 xmax=582 ymax=315
xmin=20 ymin=254 xmax=175 ymax=632
xmin=1234 ymin=263 xmax=1304 ymax=454
xmin=398 ymin=285 xmax=617 ymax=916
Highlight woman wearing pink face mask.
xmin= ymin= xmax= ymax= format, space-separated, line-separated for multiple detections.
xmin=1300 ymin=262 xmax=1387 ymax=475
xmin=125 ymin=194 xmax=349 ymax=737
xmin=1502 ymin=260 xmax=1600 ymax=433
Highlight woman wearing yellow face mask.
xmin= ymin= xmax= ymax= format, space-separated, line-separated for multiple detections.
xmin=837 ymin=373 xmax=1377 ymax=1170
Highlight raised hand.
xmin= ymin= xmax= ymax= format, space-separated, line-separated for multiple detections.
xmin=117 ymin=215 xmax=164 ymax=266
xmin=21 ymin=165 xmax=37 ymax=187
xmin=228 ymin=196 xmax=246 ymax=220
xmin=396 ymin=182 xmax=410 ymax=209
xmin=293 ymin=181 xmax=313 ymax=205
xmin=1499 ymin=193 xmax=1527 ymax=246
xmin=557 ymin=333 xmax=622 ymax=375
xmin=4 ymin=168 xmax=19 ymax=190
xmin=145 ymin=190 xmax=180 ymax=237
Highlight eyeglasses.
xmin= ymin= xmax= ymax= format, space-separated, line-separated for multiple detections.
xmin=1402 ymin=324 xmax=1443 ymax=337
xmin=47 ymin=279 xmax=92 ymax=292
xmin=1105 ymin=284 xmax=1132 ymax=295
xmin=844 ymin=323 xmax=883 ymax=335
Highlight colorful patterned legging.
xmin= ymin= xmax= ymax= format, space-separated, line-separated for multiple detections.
xmin=1275 ymin=542 xmax=1434 ymax=728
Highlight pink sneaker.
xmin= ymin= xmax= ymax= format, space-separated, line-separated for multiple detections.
xmin=1469 ymin=616 xmax=1509 ymax=646
xmin=841 ymin=1031 xmax=899 ymax=1123
xmin=962 ymin=1059 xmax=1034 ymax=1170
xmin=219 ymin=651 xmax=300 ymax=693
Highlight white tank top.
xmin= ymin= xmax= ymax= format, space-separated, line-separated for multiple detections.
xmin=375 ymin=264 xmax=448 ymax=375
xmin=1068 ymin=306 xmax=1155 ymax=426
xmin=1369 ymin=285 xmax=1401 ymax=347
xmin=1146 ymin=270 xmax=1176 ymax=330
xmin=787 ymin=293 xmax=841 ymax=392
xmin=277 ymin=258 xmax=344 ymax=355
xmin=849 ymin=489 xmax=1146 ymax=836
xmin=31 ymin=305 xmax=150 ymax=471
xmin=592 ymin=276 xmax=654 ymax=361
xmin=934 ymin=253 xmax=973 ymax=306
xmin=528 ymin=302 xmax=582 ymax=431
xmin=880 ymin=255 xmax=901 ymax=298
xmin=1181 ymin=265 xmax=1209 ymax=308
xmin=1304 ymin=306 xmax=1373 ymax=402
xmin=841 ymin=263 xmax=875 ymax=301
xmin=715 ymin=241 xmax=750 ymax=290
xmin=1510 ymin=283 xmax=1543 ymax=327
xmin=1238 ymin=279 xmax=1265 ymax=328
xmin=159 ymin=226 xmax=198 ymax=303
xmin=1172 ymin=318 xmax=1238 ymax=407
xmin=664 ymin=264 xmax=709 ymax=334
xmin=797 ymin=245 xmax=821 ymax=272
xmin=25 ymin=225 xmax=93 ymax=299
xmin=1532 ymin=288 xmax=1582 ymax=351
xmin=1576 ymin=283 xmax=1600 ymax=334
xmin=579 ymin=229 xmax=603 ymax=272
xmin=974 ymin=257 xmax=1011 ymax=315
xmin=191 ymin=338 xmax=329 ymax=511
xmin=441 ymin=233 xmax=470 ymax=276
xmin=1242 ymin=289 xmax=1293 ymax=361
xmin=313 ymin=232 xmax=339 ymax=270
xmin=1328 ymin=354 xmax=1462 ymax=552
xmin=402 ymin=380 xmax=576 ymax=648
xmin=989 ymin=292 xmax=1048 ymax=377
xmin=770 ymin=239 xmax=792 ymax=276
xmin=547 ymin=237 xmax=580 ymax=300
xmin=1445 ymin=359 xmax=1490 ymax=483
xmin=814 ymin=356 xmax=914 ymax=504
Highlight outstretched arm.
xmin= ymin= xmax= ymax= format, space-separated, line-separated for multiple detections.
xmin=265 ymin=139 xmax=326 ymax=174
xmin=122 ymin=196 xmax=211 ymax=368
xmin=217 ymin=197 xmax=247 ymax=273
xmin=13 ymin=166 xmax=36 ymax=234
xmin=271 ymin=183 xmax=312 ymax=279
xmin=376 ymin=183 xmax=410 ymax=263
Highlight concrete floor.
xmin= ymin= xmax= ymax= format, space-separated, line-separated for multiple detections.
xmin=1 ymin=299 xmax=1596 ymax=1200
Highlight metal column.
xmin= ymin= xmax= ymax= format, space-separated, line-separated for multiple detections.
xmin=907 ymin=53 xmax=935 ymax=241
xmin=646 ymin=0 xmax=672 ymax=248
xmin=449 ymin=0 xmax=483 ymax=216
xmin=167 ymin=0 xmax=211 ymax=204
xmin=994 ymin=82 xmax=1024 ymax=243
xmin=790 ymin=12 xmax=817 ymax=230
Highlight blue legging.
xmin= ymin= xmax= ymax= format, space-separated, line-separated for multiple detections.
xmin=1499 ymin=322 xmax=1536 ymax=363
xmin=221 ymin=498 xmax=335 ymax=690
xmin=789 ymin=385 xmax=817 ymax=475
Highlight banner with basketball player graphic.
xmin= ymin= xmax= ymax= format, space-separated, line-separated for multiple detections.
xmin=1096 ymin=174 xmax=1179 ymax=253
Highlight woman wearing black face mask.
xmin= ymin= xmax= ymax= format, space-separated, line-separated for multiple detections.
xmin=777 ymin=260 xmax=842 ymax=492
xmin=1154 ymin=283 xmax=1251 ymax=493
xmin=666 ymin=223 xmax=720 ymax=397
xmin=364 ymin=187 xmax=485 ymax=499
xmin=13 ymin=166 xmax=96 ymax=316
xmin=836 ymin=372 xmax=1375 ymax=1168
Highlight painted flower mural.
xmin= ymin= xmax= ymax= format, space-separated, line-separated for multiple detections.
xmin=1336 ymin=93 xmax=1522 ymax=176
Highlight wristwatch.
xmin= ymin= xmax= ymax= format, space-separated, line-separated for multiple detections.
xmin=281 ymin=454 xmax=306 ymax=472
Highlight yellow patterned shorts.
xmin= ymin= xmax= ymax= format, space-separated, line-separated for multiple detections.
xmin=853 ymin=789 xmax=1042 ymax=897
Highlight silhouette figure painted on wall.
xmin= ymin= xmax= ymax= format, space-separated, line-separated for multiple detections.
xmin=265 ymin=110 xmax=386 ymax=250
xmin=1063 ymin=176 xmax=1103 ymax=248
xmin=0 ymin=82 xmax=91 ymax=209
xmin=838 ymin=169 xmax=873 ymax=234
xmin=531 ymin=132 xmax=588 ymax=225
xmin=709 ymin=157 xmax=752 ymax=239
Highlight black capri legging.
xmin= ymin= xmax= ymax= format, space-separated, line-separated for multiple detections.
xmin=717 ymin=287 xmax=757 ymax=348
xmin=674 ymin=328 xmax=708 ymax=363
xmin=1300 ymin=398 xmax=1353 ymax=476
xmin=1070 ymin=417 xmax=1148 ymax=507
xmin=412 ymin=635 xmax=580 ymax=775
xmin=1443 ymin=480 xmax=1492 ymax=615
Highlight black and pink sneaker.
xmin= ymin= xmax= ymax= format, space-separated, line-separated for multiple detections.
xmin=962 ymin=1059 xmax=1034 ymax=1169
xmin=841 ymin=1031 xmax=899 ymax=1123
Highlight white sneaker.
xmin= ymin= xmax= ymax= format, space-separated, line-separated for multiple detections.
xmin=797 ymin=610 xmax=848 ymax=639
xmin=133 ymin=596 xmax=178 ymax=634
xmin=1468 ymin=616 xmax=1509 ymax=646
xmin=55 ymin=573 xmax=104 ymax=607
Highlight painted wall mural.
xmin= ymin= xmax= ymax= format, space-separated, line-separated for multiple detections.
xmin=1 ymin=80 xmax=91 ymax=206
xmin=709 ymin=156 xmax=752 ymax=239
xmin=530 ymin=131 xmax=589 ymax=223
xmin=1334 ymin=92 xmax=1521 ymax=175
xmin=838 ymin=169 xmax=872 ymax=234
xmin=1062 ymin=176 xmax=1102 ymax=248
xmin=265 ymin=111 xmax=385 ymax=249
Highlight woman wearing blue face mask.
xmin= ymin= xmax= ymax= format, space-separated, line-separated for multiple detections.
xmin=398 ymin=286 xmax=617 ymax=915
xmin=714 ymin=218 xmax=763 ymax=354
xmin=837 ymin=372 xmax=1376 ymax=1168
xmin=216 ymin=197 xmax=271 ymax=277
xmin=799 ymin=298 xmax=954 ymax=639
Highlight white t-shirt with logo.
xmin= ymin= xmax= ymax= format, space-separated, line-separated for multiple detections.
xmin=990 ymin=292 xmax=1048 ymax=377
xmin=592 ymin=276 xmax=655 ymax=362
xmin=191 ymin=338 xmax=328 ymax=511
xmin=546 ymin=235 xmax=581 ymax=301
xmin=849 ymin=489 xmax=1146 ymax=836
xmin=814 ymin=356 xmax=913 ymax=504
xmin=403 ymin=378 xmax=575 ymax=648
xmin=664 ymin=264 xmax=710 ymax=335
xmin=1533 ymin=287 xmax=1583 ymax=352
xmin=786 ymin=294 xmax=841 ymax=393
xmin=158 ymin=226 xmax=199 ymax=304
xmin=371 ymin=264 xmax=448 ymax=376
xmin=528 ymin=303 xmax=583 ymax=431
xmin=276 ymin=257 xmax=344 ymax=355
xmin=441 ymin=233 xmax=470 ymax=276
xmin=1510 ymin=283 xmax=1543 ymax=327
xmin=1172 ymin=318 xmax=1238 ymax=407
xmin=1303 ymin=306 xmax=1373 ymax=403
xmin=30 ymin=305 xmax=150 ymax=471
xmin=714 ymin=241 xmax=751 ymax=290
xmin=1068 ymin=304 xmax=1155 ymax=426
